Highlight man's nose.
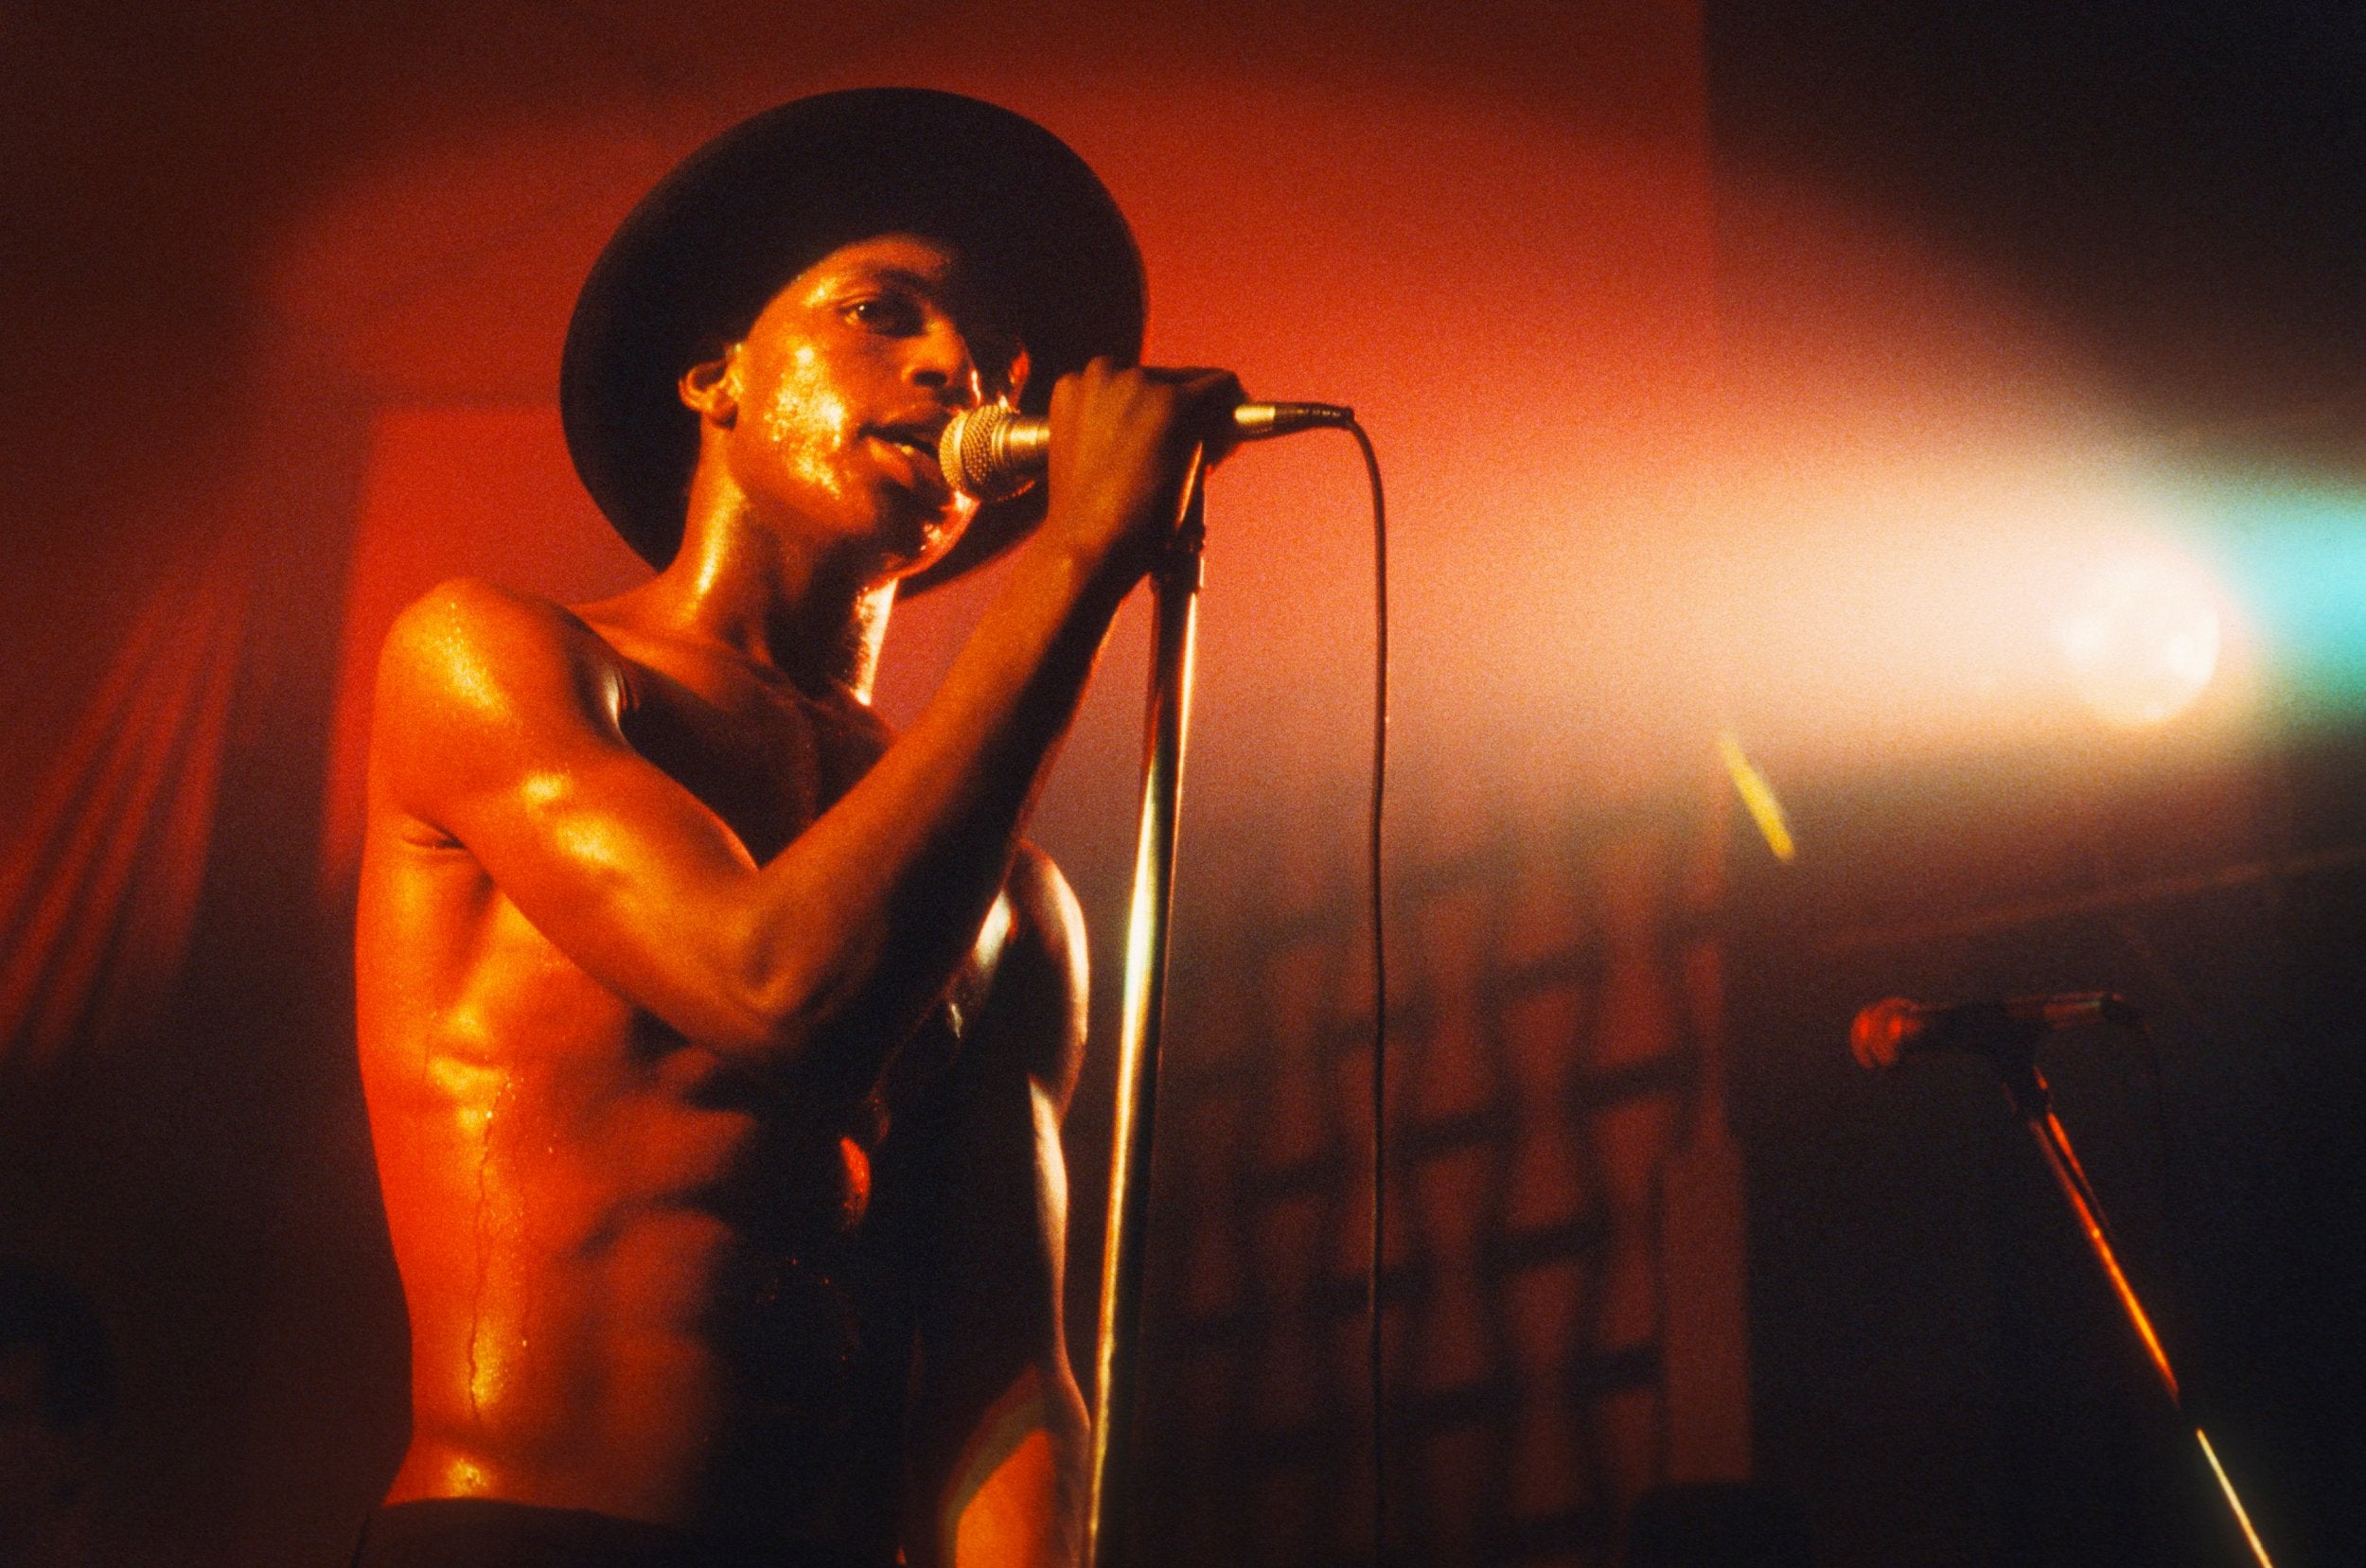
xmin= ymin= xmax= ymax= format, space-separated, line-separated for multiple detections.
xmin=906 ymin=321 xmax=980 ymax=405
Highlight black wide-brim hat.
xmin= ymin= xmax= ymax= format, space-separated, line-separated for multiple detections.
xmin=560 ymin=88 xmax=1146 ymax=593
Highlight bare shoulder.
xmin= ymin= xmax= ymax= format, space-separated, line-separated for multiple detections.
xmin=988 ymin=841 xmax=1088 ymax=1111
xmin=377 ymin=577 xmax=620 ymax=711
xmin=370 ymin=577 xmax=628 ymax=823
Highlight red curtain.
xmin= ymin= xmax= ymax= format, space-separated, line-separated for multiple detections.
xmin=0 ymin=547 xmax=249 ymax=1075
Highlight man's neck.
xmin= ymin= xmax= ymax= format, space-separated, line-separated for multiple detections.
xmin=622 ymin=487 xmax=895 ymax=705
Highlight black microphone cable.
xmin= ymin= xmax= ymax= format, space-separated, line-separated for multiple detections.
xmin=1341 ymin=419 xmax=1390 ymax=1568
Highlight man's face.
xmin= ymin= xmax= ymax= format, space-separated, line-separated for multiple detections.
xmin=692 ymin=233 xmax=1027 ymax=582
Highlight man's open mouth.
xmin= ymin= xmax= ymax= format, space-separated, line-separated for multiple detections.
xmin=871 ymin=422 xmax=947 ymax=469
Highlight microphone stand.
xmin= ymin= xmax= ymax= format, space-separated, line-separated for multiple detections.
xmin=1987 ymin=1036 xmax=2278 ymax=1568
xmin=1084 ymin=463 xmax=1207 ymax=1568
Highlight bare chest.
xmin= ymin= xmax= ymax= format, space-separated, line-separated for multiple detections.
xmin=612 ymin=660 xmax=885 ymax=862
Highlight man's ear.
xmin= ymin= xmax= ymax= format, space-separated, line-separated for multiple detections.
xmin=680 ymin=345 xmax=741 ymax=427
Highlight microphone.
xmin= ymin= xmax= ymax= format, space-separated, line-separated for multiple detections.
xmin=936 ymin=400 xmax=1356 ymax=502
xmin=1850 ymin=993 xmax=2143 ymax=1070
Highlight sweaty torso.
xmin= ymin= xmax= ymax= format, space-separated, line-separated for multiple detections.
xmin=357 ymin=608 xmax=989 ymax=1556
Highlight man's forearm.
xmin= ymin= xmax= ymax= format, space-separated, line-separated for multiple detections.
xmin=728 ymin=535 xmax=1125 ymax=1072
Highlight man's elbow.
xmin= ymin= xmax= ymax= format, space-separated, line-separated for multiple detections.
xmin=698 ymin=907 xmax=875 ymax=1066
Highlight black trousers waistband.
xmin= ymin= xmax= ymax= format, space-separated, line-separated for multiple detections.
xmin=352 ymin=1498 xmax=883 ymax=1568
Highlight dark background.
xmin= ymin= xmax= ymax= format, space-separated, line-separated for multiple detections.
xmin=1709 ymin=0 xmax=2366 ymax=449
xmin=1705 ymin=6 xmax=2366 ymax=1563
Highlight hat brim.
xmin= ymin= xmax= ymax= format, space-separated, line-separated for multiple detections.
xmin=560 ymin=88 xmax=1146 ymax=594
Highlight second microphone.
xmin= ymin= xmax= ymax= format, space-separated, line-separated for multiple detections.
xmin=937 ymin=401 xmax=1355 ymax=503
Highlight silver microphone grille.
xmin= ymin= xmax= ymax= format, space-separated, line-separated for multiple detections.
xmin=938 ymin=405 xmax=1041 ymax=504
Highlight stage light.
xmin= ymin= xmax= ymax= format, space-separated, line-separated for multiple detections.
xmin=2186 ymin=477 xmax=2366 ymax=726
xmin=2050 ymin=547 xmax=2221 ymax=730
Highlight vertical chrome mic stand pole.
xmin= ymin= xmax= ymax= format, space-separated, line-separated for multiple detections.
xmin=1085 ymin=465 xmax=1207 ymax=1568
xmin=1991 ymin=1041 xmax=2279 ymax=1568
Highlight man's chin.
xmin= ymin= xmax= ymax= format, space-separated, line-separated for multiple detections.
xmin=877 ymin=499 xmax=973 ymax=580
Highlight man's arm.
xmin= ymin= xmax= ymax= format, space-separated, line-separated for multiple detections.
xmin=900 ymin=844 xmax=1090 ymax=1568
xmin=369 ymin=362 xmax=1235 ymax=1075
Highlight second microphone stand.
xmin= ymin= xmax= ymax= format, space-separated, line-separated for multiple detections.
xmin=1985 ymin=1028 xmax=2277 ymax=1568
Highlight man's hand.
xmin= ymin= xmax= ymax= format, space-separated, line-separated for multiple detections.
xmin=1039 ymin=359 xmax=1245 ymax=599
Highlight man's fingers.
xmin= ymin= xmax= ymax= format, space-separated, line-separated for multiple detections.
xmin=1177 ymin=370 xmax=1249 ymax=457
xmin=1144 ymin=366 xmax=1247 ymax=409
xmin=1033 ymin=361 xmax=1258 ymax=589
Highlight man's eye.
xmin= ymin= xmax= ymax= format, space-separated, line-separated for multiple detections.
xmin=842 ymin=297 xmax=922 ymax=333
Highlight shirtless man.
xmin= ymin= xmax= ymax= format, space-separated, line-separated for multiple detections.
xmin=353 ymin=90 xmax=1238 ymax=1568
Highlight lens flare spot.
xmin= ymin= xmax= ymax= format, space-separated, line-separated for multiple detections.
xmin=1716 ymin=729 xmax=1796 ymax=862
xmin=2052 ymin=549 xmax=2221 ymax=730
